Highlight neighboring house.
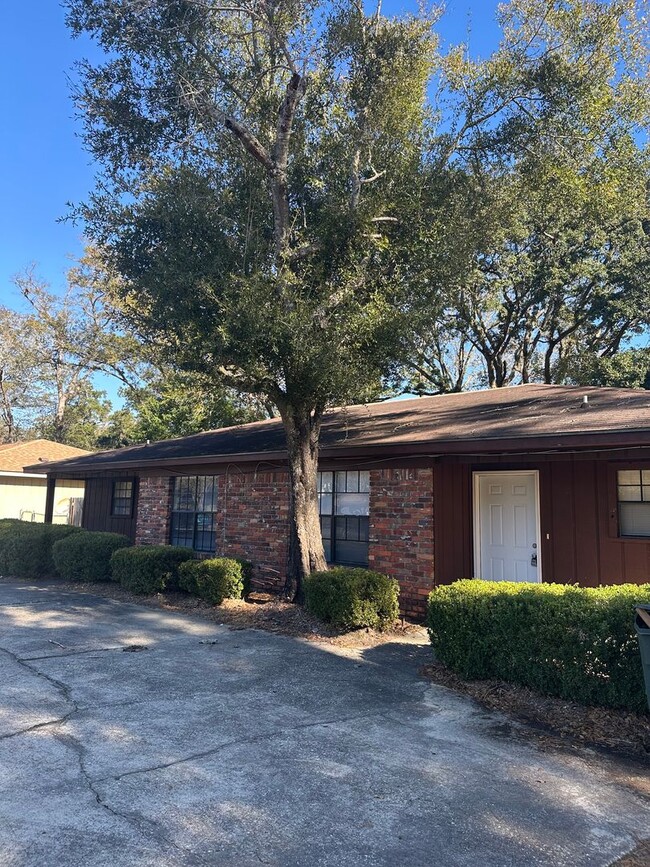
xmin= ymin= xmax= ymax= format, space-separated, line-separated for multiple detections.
xmin=27 ymin=385 xmax=650 ymax=617
xmin=1 ymin=439 xmax=88 ymax=524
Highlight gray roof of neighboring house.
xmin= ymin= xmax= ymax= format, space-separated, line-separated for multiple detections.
xmin=24 ymin=384 xmax=650 ymax=475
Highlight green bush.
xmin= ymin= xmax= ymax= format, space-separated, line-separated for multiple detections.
xmin=0 ymin=521 xmax=81 ymax=578
xmin=234 ymin=558 xmax=253 ymax=597
xmin=304 ymin=567 xmax=399 ymax=631
xmin=52 ymin=531 xmax=131 ymax=582
xmin=110 ymin=545 xmax=195 ymax=594
xmin=178 ymin=557 xmax=245 ymax=605
xmin=427 ymin=579 xmax=650 ymax=714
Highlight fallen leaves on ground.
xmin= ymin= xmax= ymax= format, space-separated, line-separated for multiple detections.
xmin=421 ymin=660 xmax=650 ymax=759
xmin=41 ymin=578 xmax=427 ymax=650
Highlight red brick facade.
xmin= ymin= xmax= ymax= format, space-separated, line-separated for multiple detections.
xmin=135 ymin=476 xmax=173 ymax=545
xmin=133 ymin=466 xmax=435 ymax=619
xmin=218 ymin=470 xmax=290 ymax=591
xmin=368 ymin=468 xmax=434 ymax=619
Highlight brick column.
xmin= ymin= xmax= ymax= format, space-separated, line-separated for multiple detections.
xmin=368 ymin=468 xmax=434 ymax=620
xmin=135 ymin=476 xmax=173 ymax=546
xmin=219 ymin=469 xmax=290 ymax=591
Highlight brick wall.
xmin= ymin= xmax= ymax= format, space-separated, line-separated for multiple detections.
xmin=368 ymin=468 xmax=434 ymax=619
xmin=133 ymin=466 xmax=435 ymax=619
xmin=135 ymin=476 xmax=173 ymax=545
xmin=218 ymin=470 xmax=290 ymax=591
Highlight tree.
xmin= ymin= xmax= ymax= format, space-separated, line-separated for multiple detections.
xmin=0 ymin=307 xmax=41 ymax=442
xmin=66 ymin=0 xmax=441 ymax=597
xmin=407 ymin=0 xmax=650 ymax=392
xmin=0 ymin=249 xmax=143 ymax=445
xmin=124 ymin=368 xmax=268 ymax=442
xmin=34 ymin=381 xmax=114 ymax=449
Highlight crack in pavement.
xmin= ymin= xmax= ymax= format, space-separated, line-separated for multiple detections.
xmin=96 ymin=711 xmax=376 ymax=783
xmin=0 ymin=643 xmax=214 ymax=865
xmin=56 ymin=729 xmax=215 ymax=866
xmin=0 ymin=645 xmax=78 ymax=707
xmin=0 ymin=711 xmax=78 ymax=742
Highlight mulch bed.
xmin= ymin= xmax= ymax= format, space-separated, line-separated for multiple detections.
xmin=611 ymin=839 xmax=650 ymax=867
xmin=421 ymin=660 xmax=650 ymax=760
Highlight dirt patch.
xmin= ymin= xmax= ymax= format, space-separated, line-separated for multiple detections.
xmin=610 ymin=839 xmax=650 ymax=867
xmin=19 ymin=577 xmax=427 ymax=650
xmin=421 ymin=660 xmax=650 ymax=760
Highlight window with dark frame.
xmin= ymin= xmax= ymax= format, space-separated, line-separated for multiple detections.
xmin=317 ymin=470 xmax=370 ymax=566
xmin=617 ymin=469 xmax=650 ymax=537
xmin=170 ymin=476 xmax=218 ymax=553
xmin=111 ymin=480 xmax=134 ymax=517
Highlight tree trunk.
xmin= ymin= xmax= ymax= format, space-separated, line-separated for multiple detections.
xmin=279 ymin=403 xmax=328 ymax=601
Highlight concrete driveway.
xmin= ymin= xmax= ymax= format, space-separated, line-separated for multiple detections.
xmin=0 ymin=581 xmax=648 ymax=867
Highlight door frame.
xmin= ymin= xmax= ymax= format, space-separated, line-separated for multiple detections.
xmin=472 ymin=469 xmax=543 ymax=583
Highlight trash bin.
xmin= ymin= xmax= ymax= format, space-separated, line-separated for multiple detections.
xmin=634 ymin=605 xmax=650 ymax=712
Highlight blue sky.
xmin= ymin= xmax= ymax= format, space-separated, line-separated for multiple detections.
xmin=0 ymin=1 xmax=502 ymax=403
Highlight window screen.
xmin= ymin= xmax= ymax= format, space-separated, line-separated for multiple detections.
xmin=617 ymin=470 xmax=650 ymax=537
xmin=111 ymin=480 xmax=134 ymax=517
xmin=317 ymin=470 xmax=370 ymax=566
xmin=170 ymin=476 xmax=218 ymax=552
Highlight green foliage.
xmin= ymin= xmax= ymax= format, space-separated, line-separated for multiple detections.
xmin=427 ymin=580 xmax=650 ymax=714
xmin=110 ymin=545 xmax=194 ymax=594
xmin=123 ymin=369 xmax=267 ymax=442
xmin=52 ymin=530 xmax=130 ymax=582
xmin=66 ymin=0 xmax=650 ymax=588
xmin=304 ymin=567 xmax=399 ymax=631
xmin=0 ymin=521 xmax=81 ymax=579
xmin=233 ymin=557 xmax=253 ymax=598
xmin=563 ymin=348 xmax=650 ymax=390
xmin=65 ymin=0 xmax=444 ymax=591
xmin=178 ymin=558 xmax=245 ymax=605
xmin=6 ymin=249 xmax=141 ymax=446
xmin=402 ymin=0 xmax=650 ymax=393
xmin=35 ymin=381 xmax=115 ymax=449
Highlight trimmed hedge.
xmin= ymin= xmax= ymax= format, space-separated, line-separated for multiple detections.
xmin=304 ymin=567 xmax=399 ymax=631
xmin=427 ymin=580 xmax=650 ymax=714
xmin=0 ymin=521 xmax=81 ymax=578
xmin=110 ymin=545 xmax=194 ymax=594
xmin=52 ymin=531 xmax=130 ymax=582
xmin=178 ymin=558 xmax=245 ymax=605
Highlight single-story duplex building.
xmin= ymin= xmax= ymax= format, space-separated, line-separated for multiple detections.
xmin=27 ymin=384 xmax=650 ymax=617
xmin=1 ymin=439 xmax=87 ymax=524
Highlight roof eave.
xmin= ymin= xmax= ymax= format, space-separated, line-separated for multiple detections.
xmin=25 ymin=428 xmax=650 ymax=478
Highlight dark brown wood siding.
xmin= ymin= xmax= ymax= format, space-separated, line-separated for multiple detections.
xmin=434 ymin=453 xmax=650 ymax=587
xmin=81 ymin=475 xmax=139 ymax=542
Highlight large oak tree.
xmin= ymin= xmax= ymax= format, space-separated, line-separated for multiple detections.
xmin=66 ymin=0 xmax=441 ymax=596
xmin=404 ymin=0 xmax=650 ymax=393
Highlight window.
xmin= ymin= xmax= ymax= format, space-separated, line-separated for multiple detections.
xmin=111 ymin=480 xmax=134 ymax=517
xmin=317 ymin=470 xmax=370 ymax=566
xmin=170 ymin=476 xmax=218 ymax=552
xmin=617 ymin=470 xmax=650 ymax=537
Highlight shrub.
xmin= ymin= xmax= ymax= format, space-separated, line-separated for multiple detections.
xmin=234 ymin=558 xmax=253 ymax=597
xmin=427 ymin=579 xmax=650 ymax=714
xmin=304 ymin=567 xmax=399 ymax=631
xmin=178 ymin=558 xmax=245 ymax=605
xmin=110 ymin=545 xmax=195 ymax=594
xmin=0 ymin=521 xmax=81 ymax=578
xmin=52 ymin=531 xmax=131 ymax=582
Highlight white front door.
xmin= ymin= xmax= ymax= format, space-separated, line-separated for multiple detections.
xmin=474 ymin=472 xmax=541 ymax=583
